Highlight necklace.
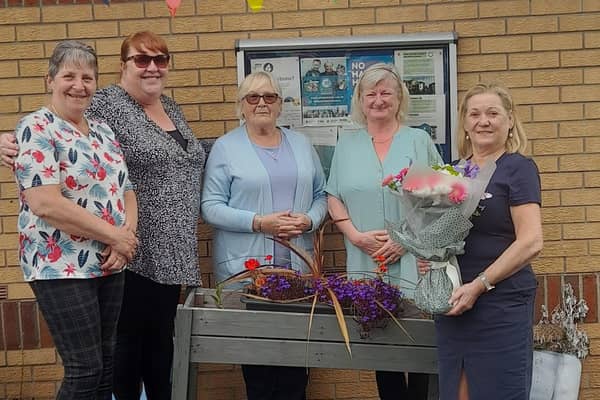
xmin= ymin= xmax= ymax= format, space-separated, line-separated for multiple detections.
xmin=371 ymin=135 xmax=394 ymax=144
xmin=260 ymin=140 xmax=283 ymax=161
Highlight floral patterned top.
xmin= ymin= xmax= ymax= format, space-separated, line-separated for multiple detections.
xmin=14 ymin=107 xmax=133 ymax=281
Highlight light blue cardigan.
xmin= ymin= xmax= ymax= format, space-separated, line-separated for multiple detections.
xmin=201 ymin=125 xmax=328 ymax=284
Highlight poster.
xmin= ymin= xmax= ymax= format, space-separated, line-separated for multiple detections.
xmin=347 ymin=54 xmax=394 ymax=89
xmin=395 ymin=49 xmax=446 ymax=144
xmin=296 ymin=126 xmax=338 ymax=179
xmin=300 ymin=57 xmax=351 ymax=126
xmin=251 ymin=57 xmax=303 ymax=128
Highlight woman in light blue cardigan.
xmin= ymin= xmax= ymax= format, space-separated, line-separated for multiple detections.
xmin=201 ymin=71 xmax=327 ymax=400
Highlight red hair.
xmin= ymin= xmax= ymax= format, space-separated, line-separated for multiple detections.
xmin=120 ymin=31 xmax=169 ymax=61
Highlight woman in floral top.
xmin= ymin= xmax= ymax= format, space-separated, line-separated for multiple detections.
xmin=14 ymin=41 xmax=138 ymax=400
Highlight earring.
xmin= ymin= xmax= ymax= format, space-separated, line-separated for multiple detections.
xmin=465 ymin=135 xmax=470 ymax=140
xmin=508 ymin=128 xmax=513 ymax=138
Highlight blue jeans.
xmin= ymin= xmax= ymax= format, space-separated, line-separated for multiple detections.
xmin=31 ymin=272 xmax=125 ymax=400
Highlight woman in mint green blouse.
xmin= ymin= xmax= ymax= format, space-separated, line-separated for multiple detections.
xmin=325 ymin=63 xmax=441 ymax=400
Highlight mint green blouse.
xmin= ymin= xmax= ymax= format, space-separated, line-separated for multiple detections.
xmin=326 ymin=126 xmax=443 ymax=298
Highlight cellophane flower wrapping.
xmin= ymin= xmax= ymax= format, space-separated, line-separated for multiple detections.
xmin=385 ymin=160 xmax=496 ymax=314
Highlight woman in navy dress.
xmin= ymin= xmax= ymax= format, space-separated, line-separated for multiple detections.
xmin=420 ymin=83 xmax=543 ymax=399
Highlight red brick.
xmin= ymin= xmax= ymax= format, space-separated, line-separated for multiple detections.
xmin=534 ymin=275 xmax=545 ymax=323
xmin=565 ymin=274 xmax=580 ymax=302
xmin=583 ymin=274 xmax=598 ymax=323
xmin=2 ymin=301 xmax=20 ymax=350
xmin=546 ymin=275 xmax=561 ymax=314
xmin=38 ymin=310 xmax=53 ymax=348
xmin=20 ymin=301 xmax=39 ymax=350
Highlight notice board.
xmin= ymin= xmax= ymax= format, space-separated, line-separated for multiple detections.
xmin=236 ymin=32 xmax=458 ymax=174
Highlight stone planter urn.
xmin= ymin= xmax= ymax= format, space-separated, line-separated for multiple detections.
xmin=530 ymin=350 xmax=582 ymax=400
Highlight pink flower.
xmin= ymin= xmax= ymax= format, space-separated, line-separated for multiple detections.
xmin=448 ymin=182 xmax=467 ymax=204
xmin=395 ymin=167 xmax=409 ymax=181
xmin=402 ymin=175 xmax=426 ymax=192
xmin=381 ymin=174 xmax=394 ymax=187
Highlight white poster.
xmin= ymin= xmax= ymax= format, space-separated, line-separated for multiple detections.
xmin=251 ymin=57 xmax=302 ymax=128
xmin=395 ymin=50 xmax=446 ymax=143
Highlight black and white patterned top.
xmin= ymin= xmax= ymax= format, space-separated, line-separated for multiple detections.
xmin=86 ymin=84 xmax=207 ymax=286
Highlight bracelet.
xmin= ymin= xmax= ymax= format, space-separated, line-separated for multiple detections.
xmin=477 ymin=272 xmax=495 ymax=292
xmin=253 ymin=215 xmax=262 ymax=232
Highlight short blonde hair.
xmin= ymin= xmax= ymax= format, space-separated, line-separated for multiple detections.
xmin=350 ymin=63 xmax=410 ymax=127
xmin=457 ymin=83 xmax=527 ymax=158
xmin=236 ymin=71 xmax=282 ymax=119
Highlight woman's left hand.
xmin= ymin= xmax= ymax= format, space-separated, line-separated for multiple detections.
xmin=371 ymin=235 xmax=406 ymax=265
xmin=445 ymin=281 xmax=485 ymax=316
xmin=100 ymin=246 xmax=129 ymax=271
xmin=277 ymin=213 xmax=311 ymax=239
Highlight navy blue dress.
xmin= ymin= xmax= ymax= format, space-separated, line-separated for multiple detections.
xmin=435 ymin=153 xmax=541 ymax=400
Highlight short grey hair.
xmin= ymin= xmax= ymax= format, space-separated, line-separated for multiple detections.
xmin=350 ymin=63 xmax=410 ymax=127
xmin=236 ymin=71 xmax=282 ymax=119
xmin=48 ymin=40 xmax=98 ymax=80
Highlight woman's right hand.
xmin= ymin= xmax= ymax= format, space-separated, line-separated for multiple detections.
xmin=350 ymin=229 xmax=387 ymax=256
xmin=109 ymin=226 xmax=139 ymax=261
xmin=417 ymin=258 xmax=431 ymax=275
xmin=0 ymin=133 xmax=18 ymax=167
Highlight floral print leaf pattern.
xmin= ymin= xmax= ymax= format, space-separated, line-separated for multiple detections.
xmin=68 ymin=148 xmax=78 ymax=164
xmin=22 ymin=126 xmax=32 ymax=143
xmin=31 ymin=174 xmax=42 ymax=187
xmin=89 ymin=184 xmax=108 ymax=199
xmin=78 ymin=250 xmax=89 ymax=268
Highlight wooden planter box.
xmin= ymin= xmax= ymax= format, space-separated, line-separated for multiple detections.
xmin=172 ymin=288 xmax=439 ymax=399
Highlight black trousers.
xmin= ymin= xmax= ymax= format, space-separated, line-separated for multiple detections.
xmin=31 ymin=272 xmax=124 ymax=400
xmin=112 ymin=270 xmax=181 ymax=400
xmin=241 ymin=364 xmax=308 ymax=400
xmin=376 ymin=371 xmax=429 ymax=400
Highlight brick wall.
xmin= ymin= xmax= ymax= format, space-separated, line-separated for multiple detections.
xmin=0 ymin=0 xmax=599 ymax=399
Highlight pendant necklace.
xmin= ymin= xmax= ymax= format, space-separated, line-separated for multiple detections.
xmin=262 ymin=140 xmax=283 ymax=161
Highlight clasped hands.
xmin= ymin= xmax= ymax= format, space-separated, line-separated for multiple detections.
xmin=101 ymin=220 xmax=138 ymax=271
xmin=353 ymin=229 xmax=405 ymax=266
xmin=257 ymin=211 xmax=312 ymax=239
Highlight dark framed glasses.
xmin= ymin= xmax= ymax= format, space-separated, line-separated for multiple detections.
xmin=125 ymin=54 xmax=170 ymax=69
xmin=244 ymin=93 xmax=280 ymax=105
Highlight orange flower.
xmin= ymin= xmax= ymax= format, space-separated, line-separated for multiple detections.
xmin=244 ymin=258 xmax=260 ymax=271
xmin=255 ymin=275 xmax=266 ymax=288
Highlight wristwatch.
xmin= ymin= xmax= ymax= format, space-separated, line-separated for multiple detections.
xmin=477 ymin=272 xmax=495 ymax=292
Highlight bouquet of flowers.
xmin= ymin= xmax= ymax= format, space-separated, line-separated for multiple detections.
xmin=383 ymin=159 xmax=496 ymax=314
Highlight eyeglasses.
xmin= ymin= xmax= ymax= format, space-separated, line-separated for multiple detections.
xmin=244 ymin=93 xmax=280 ymax=105
xmin=125 ymin=54 xmax=170 ymax=69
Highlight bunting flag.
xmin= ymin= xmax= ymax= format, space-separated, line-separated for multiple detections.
xmin=247 ymin=0 xmax=264 ymax=12
xmin=166 ymin=0 xmax=182 ymax=17
xmin=102 ymin=0 xmax=110 ymax=5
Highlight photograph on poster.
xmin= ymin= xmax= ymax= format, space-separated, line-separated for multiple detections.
xmin=300 ymin=57 xmax=351 ymax=126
